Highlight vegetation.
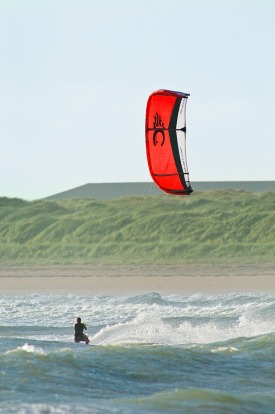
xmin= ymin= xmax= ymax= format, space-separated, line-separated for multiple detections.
xmin=0 ymin=190 xmax=274 ymax=265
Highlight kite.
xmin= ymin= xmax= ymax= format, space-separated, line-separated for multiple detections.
xmin=145 ymin=89 xmax=193 ymax=195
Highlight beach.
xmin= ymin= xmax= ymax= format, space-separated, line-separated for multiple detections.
xmin=1 ymin=264 xmax=275 ymax=295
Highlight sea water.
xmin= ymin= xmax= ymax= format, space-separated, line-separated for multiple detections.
xmin=0 ymin=292 xmax=275 ymax=413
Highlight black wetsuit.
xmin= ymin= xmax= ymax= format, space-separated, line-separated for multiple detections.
xmin=74 ymin=322 xmax=86 ymax=339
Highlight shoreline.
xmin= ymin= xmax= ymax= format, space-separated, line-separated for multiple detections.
xmin=1 ymin=264 xmax=275 ymax=295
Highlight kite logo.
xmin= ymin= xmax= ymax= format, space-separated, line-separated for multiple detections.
xmin=153 ymin=113 xmax=165 ymax=146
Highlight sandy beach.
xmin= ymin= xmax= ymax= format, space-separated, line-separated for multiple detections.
xmin=1 ymin=264 xmax=275 ymax=295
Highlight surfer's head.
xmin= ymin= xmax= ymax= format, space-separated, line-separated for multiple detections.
xmin=77 ymin=317 xmax=81 ymax=322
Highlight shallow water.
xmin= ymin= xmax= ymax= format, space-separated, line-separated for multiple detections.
xmin=1 ymin=292 xmax=275 ymax=413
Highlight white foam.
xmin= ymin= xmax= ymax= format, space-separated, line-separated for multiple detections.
xmin=6 ymin=343 xmax=46 ymax=355
xmin=1 ymin=293 xmax=275 ymax=346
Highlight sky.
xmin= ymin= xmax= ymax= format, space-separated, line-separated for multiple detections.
xmin=0 ymin=0 xmax=274 ymax=200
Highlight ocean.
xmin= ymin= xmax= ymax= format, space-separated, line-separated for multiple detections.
xmin=1 ymin=292 xmax=275 ymax=413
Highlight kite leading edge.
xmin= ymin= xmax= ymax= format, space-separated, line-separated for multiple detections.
xmin=145 ymin=89 xmax=193 ymax=195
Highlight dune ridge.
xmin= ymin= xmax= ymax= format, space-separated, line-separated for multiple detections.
xmin=0 ymin=190 xmax=274 ymax=265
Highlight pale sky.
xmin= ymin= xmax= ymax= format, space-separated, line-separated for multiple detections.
xmin=1 ymin=0 xmax=274 ymax=200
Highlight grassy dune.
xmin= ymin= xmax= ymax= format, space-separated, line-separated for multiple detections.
xmin=0 ymin=190 xmax=274 ymax=265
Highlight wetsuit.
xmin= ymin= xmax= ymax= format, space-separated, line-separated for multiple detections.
xmin=74 ymin=322 xmax=86 ymax=340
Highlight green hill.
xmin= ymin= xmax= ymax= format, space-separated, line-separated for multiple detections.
xmin=45 ymin=181 xmax=275 ymax=200
xmin=0 ymin=190 xmax=274 ymax=265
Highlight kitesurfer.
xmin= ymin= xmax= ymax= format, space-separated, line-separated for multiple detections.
xmin=74 ymin=317 xmax=90 ymax=344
